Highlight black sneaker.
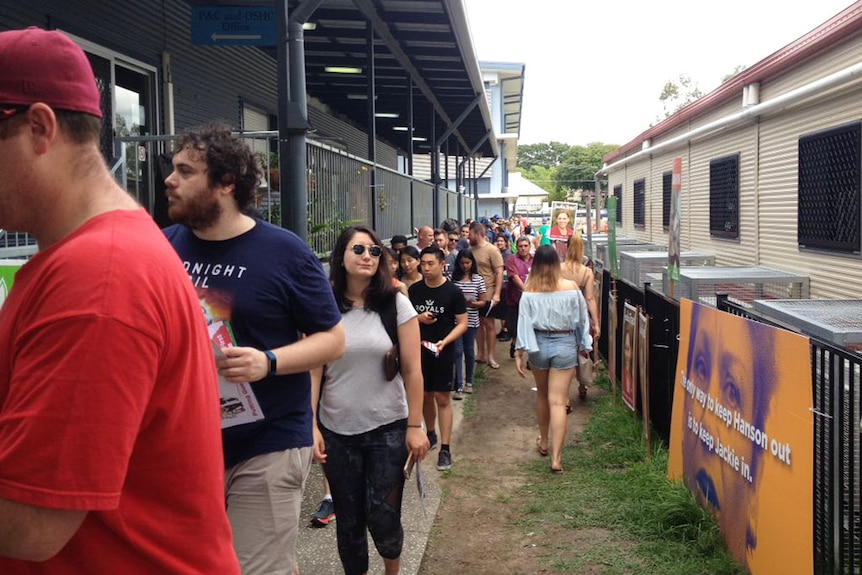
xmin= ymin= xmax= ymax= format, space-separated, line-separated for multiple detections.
xmin=310 ymin=498 xmax=335 ymax=527
xmin=427 ymin=430 xmax=438 ymax=450
xmin=497 ymin=332 xmax=512 ymax=342
xmin=437 ymin=449 xmax=452 ymax=471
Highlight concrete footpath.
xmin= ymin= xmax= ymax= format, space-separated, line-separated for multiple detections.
xmin=295 ymin=397 xmax=467 ymax=575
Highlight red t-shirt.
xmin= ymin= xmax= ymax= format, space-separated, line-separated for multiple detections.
xmin=0 ymin=210 xmax=239 ymax=574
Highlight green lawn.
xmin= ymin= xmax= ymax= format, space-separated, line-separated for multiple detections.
xmin=517 ymin=370 xmax=744 ymax=575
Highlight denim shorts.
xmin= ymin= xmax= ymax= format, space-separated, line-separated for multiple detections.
xmin=527 ymin=331 xmax=579 ymax=370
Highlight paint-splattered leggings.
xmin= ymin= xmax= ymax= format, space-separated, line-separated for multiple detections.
xmin=321 ymin=419 xmax=408 ymax=575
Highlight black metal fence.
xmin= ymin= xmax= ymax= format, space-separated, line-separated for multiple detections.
xmin=717 ymin=295 xmax=861 ymax=575
xmin=599 ymin=274 xmax=861 ymax=573
xmin=599 ymin=271 xmax=679 ymax=443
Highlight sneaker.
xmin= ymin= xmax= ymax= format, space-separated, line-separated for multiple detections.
xmin=453 ymin=389 xmax=463 ymax=401
xmin=427 ymin=430 xmax=438 ymax=450
xmin=437 ymin=449 xmax=452 ymax=471
xmin=464 ymin=383 xmax=474 ymax=394
xmin=310 ymin=498 xmax=335 ymax=527
xmin=497 ymin=332 xmax=512 ymax=342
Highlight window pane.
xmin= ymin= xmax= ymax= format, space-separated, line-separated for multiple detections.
xmin=798 ymin=122 xmax=861 ymax=253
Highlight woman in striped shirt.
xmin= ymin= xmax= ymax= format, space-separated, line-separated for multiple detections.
xmin=451 ymin=249 xmax=487 ymax=398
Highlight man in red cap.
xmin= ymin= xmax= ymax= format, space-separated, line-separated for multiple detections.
xmin=0 ymin=27 xmax=241 ymax=574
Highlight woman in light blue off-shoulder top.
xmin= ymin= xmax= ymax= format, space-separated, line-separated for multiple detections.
xmin=514 ymin=245 xmax=592 ymax=473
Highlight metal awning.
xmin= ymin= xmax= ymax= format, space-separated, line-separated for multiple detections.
xmin=184 ymin=0 xmax=497 ymax=158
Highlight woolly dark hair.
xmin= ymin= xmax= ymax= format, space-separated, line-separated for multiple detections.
xmin=450 ymin=249 xmax=477 ymax=282
xmin=329 ymin=225 xmax=396 ymax=314
xmin=175 ymin=123 xmax=261 ymax=211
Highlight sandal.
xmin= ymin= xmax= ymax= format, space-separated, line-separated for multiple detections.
xmin=565 ymin=403 xmax=573 ymax=415
xmin=579 ymin=384 xmax=588 ymax=401
xmin=488 ymin=361 xmax=501 ymax=369
xmin=550 ymin=465 xmax=564 ymax=474
xmin=535 ymin=437 xmax=549 ymax=457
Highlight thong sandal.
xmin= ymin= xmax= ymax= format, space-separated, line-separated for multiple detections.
xmin=550 ymin=465 xmax=564 ymax=474
xmin=488 ymin=361 xmax=501 ymax=369
xmin=535 ymin=437 xmax=549 ymax=457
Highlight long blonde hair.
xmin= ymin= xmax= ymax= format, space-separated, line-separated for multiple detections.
xmin=563 ymin=233 xmax=586 ymax=274
xmin=525 ymin=245 xmax=562 ymax=293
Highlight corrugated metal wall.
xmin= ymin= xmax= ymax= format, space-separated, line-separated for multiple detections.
xmin=0 ymin=0 xmax=398 ymax=168
xmin=606 ymin=27 xmax=862 ymax=299
xmin=758 ymin=87 xmax=862 ymax=300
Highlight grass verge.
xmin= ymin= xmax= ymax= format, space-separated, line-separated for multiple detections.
xmin=461 ymin=363 xmax=489 ymax=417
xmin=518 ymin=369 xmax=744 ymax=575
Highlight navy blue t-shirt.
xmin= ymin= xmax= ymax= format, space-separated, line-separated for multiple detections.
xmin=164 ymin=220 xmax=341 ymax=468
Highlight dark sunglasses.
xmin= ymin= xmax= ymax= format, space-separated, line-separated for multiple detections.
xmin=351 ymin=244 xmax=382 ymax=257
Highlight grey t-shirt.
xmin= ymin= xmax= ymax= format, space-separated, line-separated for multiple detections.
xmin=318 ymin=293 xmax=417 ymax=435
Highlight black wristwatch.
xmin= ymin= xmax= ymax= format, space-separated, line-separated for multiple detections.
xmin=263 ymin=350 xmax=277 ymax=377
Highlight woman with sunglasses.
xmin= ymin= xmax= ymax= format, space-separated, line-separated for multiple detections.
xmin=311 ymin=226 xmax=429 ymax=575
xmin=514 ymin=245 xmax=592 ymax=474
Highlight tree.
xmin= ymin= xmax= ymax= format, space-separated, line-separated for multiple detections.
xmin=553 ymin=142 xmax=618 ymax=196
xmin=517 ymin=141 xmax=617 ymax=202
xmin=517 ymin=141 xmax=571 ymax=171
xmin=520 ymin=164 xmax=558 ymax=195
xmin=658 ymin=74 xmax=704 ymax=118
xmin=721 ymin=65 xmax=747 ymax=84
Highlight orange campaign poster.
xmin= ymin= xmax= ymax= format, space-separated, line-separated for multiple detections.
xmin=668 ymin=300 xmax=813 ymax=575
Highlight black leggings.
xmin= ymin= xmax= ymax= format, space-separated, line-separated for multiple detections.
xmin=321 ymin=420 xmax=408 ymax=575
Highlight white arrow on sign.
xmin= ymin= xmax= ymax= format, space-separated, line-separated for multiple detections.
xmin=210 ymin=33 xmax=263 ymax=42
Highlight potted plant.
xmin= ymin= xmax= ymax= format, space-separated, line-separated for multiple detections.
xmin=258 ymin=151 xmax=279 ymax=191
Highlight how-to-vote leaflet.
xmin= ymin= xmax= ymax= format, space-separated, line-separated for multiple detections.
xmin=209 ymin=320 xmax=265 ymax=429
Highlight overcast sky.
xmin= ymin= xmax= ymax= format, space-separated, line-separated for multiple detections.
xmin=463 ymin=0 xmax=856 ymax=147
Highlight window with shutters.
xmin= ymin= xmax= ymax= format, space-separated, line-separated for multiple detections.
xmin=633 ymin=178 xmax=645 ymax=227
xmin=614 ymin=184 xmax=622 ymax=223
xmin=709 ymin=154 xmax=739 ymax=239
xmin=662 ymin=171 xmax=672 ymax=230
xmin=798 ymin=122 xmax=861 ymax=253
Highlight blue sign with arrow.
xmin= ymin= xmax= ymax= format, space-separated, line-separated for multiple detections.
xmin=191 ymin=6 xmax=277 ymax=46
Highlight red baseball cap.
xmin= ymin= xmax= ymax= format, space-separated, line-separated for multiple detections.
xmin=0 ymin=27 xmax=102 ymax=118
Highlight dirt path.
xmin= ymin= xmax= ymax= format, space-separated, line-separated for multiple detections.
xmin=417 ymin=352 xmax=597 ymax=574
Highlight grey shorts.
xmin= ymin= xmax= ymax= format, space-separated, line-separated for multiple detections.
xmin=527 ymin=331 xmax=580 ymax=370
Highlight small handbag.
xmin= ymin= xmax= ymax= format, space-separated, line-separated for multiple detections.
xmin=384 ymin=343 xmax=400 ymax=381
xmin=381 ymin=296 xmax=400 ymax=381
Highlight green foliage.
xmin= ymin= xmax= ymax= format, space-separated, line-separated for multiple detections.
xmin=658 ymin=74 xmax=704 ymax=119
xmin=721 ymin=65 xmax=747 ymax=84
xmin=517 ymin=142 xmax=618 ymax=200
xmin=519 ymin=164 xmax=558 ymax=195
xmin=517 ymin=141 xmax=571 ymax=171
xmin=519 ymin=387 xmax=743 ymax=575
xmin=554 ymin=143 xmax=618 ymax=195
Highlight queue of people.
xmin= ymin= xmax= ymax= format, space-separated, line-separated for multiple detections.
xmin=0 ymin=25 xmax=598 ymax=575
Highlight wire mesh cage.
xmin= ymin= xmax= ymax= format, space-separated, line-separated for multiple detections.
xmin=596 ymin=242 xmax=666 ymax=273
xmin=753 ymin=299 xmax=862 ymax=350
xmin=620 ymin=251 xmax=714 ymax=288
xmin=752 ymin=299 xmax=862 ymax=572
xmin=663 ymin=266 xmax=810 ymax=307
